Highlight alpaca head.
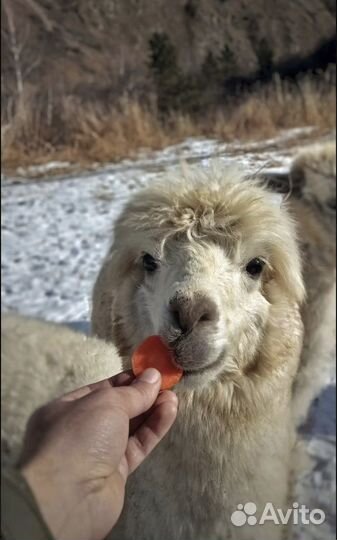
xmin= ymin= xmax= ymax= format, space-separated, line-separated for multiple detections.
xmin=92 ymin=164 xmax=304 ymax=389
xmin=290 ymin=141 xmax=336 ymax=235
xmin=263 ymin=141 xmax=336 ymax=239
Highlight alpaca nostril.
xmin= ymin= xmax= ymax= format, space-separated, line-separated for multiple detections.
xmin=169 ymin=295 xmax=218 ymax=334
xmin=169 ymin=296 xmax=189 ymax=334
xmin=170 ymin=308 xmax=188 ymax=334
xmin=195 ymin=298 xmax=219 ymax=326
xmin=171 ymin=308 xmax=182 ymax=330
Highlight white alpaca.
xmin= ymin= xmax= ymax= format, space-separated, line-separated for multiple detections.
xmin=2 ymin=164 xmax=305 ymax=540
xmin=263 ymin=141 xmax=336 ymax=426
xmin=91 ymin=164 xmax=305 ymax=540
xmin=1 ymin=314 xmax=122 ymax=464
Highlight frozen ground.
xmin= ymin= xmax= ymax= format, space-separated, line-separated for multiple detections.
xmin=0 ymin=126 xmax=323 ymax=322
xmin=1 ymin=127 xmax=335 ymax=539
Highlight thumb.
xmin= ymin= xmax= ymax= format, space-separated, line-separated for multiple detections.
xmin=114 ymin=368 xmax=162 ymax=419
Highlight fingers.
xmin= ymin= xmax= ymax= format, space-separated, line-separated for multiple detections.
xmin=112 ymin=369 xmax=163 ymax=420
xmin=88 ymin=379 xmax=113 ymax=392
xmin=60 ymin=385 xmax=97 ymax=401
xmin=129 ymin=389 xmax=177 ymax=435
xmin=57 ymin=370 xmax=134 ymax=402
xmin=61 ymin=368 xmax=163 ymax=419
xmin=110 ymin=370 xmax=134 ymax=387
xmin=125 ymin=390 xmax=178 ymax=475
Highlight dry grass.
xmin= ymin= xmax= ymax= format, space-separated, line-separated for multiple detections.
xmin=2 ymin=67 xmax=336 ymax=173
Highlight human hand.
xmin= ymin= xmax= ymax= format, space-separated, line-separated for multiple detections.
xmin=19 ymin=368 xmax=178 ymax=540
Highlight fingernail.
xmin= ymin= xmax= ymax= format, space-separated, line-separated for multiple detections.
xmin=138 ymin=368 xmax=161 ymax=384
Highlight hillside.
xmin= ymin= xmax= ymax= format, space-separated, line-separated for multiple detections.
xmin=1 ymin=0 xmax=336 ymax=170
xmin=1 ymin=0 xmax=336 ymax=104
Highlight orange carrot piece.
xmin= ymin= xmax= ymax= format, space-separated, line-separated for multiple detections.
xmin=132 ymin=335 xmax=183 ymax=390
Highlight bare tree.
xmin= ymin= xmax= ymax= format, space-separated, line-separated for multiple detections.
xmin=2 ymin=0 xmax=42 ymax=97
xmin=2 ymin=0 xmax=24 ymax=96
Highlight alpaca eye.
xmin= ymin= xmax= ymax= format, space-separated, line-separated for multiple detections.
xmin=246 ymin=258 xmax=265 ymax=278
xmin=142 ymin=253 xmax=159 ymax=272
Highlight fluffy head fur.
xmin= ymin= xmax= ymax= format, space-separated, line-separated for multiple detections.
xmin=92 ymin=163 xmax=304 ymax=390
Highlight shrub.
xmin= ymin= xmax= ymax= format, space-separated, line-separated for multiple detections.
xmin=149 ymin=32 xmax=185 ymax=113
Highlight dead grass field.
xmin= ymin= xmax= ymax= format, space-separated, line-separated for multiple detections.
xmin=2 ymin=67 xmax=335 ymax=173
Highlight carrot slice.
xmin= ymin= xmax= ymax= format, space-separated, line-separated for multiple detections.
xmin=132 ymin=335 xmax=183 ymax=390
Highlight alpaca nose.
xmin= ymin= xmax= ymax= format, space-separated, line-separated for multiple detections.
xmin=169 ymin=294 xmax=219 ymax=334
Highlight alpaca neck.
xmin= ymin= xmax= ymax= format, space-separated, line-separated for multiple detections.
xmin=290 ymin=200 xmax=336 ymax=333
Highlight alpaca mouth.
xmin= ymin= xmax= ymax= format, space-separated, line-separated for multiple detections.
xmin=162 ymin=333 xmax=226 ymax=377
xmin=177 ymin=348 xmax=226 ymax=377
xmin=183 ymin=356 xmax=223 ymax=376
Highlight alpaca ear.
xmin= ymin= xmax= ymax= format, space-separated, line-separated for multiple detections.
xmin=260 ymin=170 xmax=290 ymax=195
xmin=276 ymin=250 xmax=306 ymax=305
xmin=91 ymin=252 xmax=117 ymax=340
xmin=289 ymin=164 xmax=306 ymax=197
xmin=261 ymin=165 xmax=306 ymax=198
xmin=272 ymin=220 xmax=306 ymax=305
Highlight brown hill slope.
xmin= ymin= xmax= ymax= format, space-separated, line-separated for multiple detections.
xmin=1 ymin=0 xmax=336 ymax=103
xmin=1 ymin=0 xmax=335 ymax=170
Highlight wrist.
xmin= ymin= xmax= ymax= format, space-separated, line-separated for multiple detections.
xmin=2 ymin=465 xmax=54 ymax=540
xmin=21 ymin=460 xmax=87 ymax=540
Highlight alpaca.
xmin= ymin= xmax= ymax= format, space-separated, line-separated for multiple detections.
xmin=1 ymin=314 xmax=123 ymax=464
xmin=91 ymin=164 xmax=305 ymax=540
xmin=1 ymin=164 xmax=305 ymax=539
xmin=262 ymin=141 xmax=336 ymax=426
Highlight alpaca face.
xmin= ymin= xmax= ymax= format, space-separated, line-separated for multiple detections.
xmin=290 ymin=142 xmax=336 ymax=240
xmin=93 ymin=167 xmax=304 ymax=390
xmin=264 ymin=142 xmax=336 ymax=240
xmin=133 ymin=237 xmax=270 ymax=388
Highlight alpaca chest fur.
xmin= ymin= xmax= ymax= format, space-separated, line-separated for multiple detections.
xmin=108 ymin=380 xmax=295 ymax=540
